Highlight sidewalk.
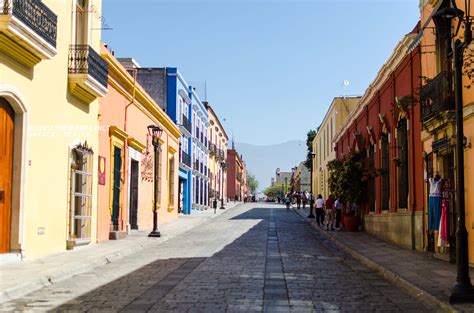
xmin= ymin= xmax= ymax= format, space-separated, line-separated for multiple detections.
xmin=293 ymin=206 xmax=474 ymax=313
xmin=0 ymin=201 xmax=242 ymax=304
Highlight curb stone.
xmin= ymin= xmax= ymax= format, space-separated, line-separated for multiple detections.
xmin=0 ymin=202 xmax=242 ymax=304
xmin=292 ymin=208 xmax=459 ymax=313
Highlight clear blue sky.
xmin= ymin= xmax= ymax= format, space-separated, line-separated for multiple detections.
xmin=101 ymin=0 xmax=419 ymax=145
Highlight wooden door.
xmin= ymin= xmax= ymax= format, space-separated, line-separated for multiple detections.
xmin=0 ymin=99 xmax=14 ymax=253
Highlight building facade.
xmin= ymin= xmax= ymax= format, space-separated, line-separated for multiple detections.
xmin=293 ymin=161 xmax=310 ymax=192
xmin=134 ymin=67 xmax=193 ymax=214
xmin=190 ymin=88 xmax=210 ymax=210
xmin=312 ymin=97 xmax=360 ymax=199
xmin=334 ymin=27 xmax=423 ymax=250
xmin=97 ymin=49 xmax=181 ymax=241
xmin=416 ymin=0 xmax=474 ymax=263
xmin=205 ymin=103 xmax=228 ymax=208
xmin=0 ymin=0 xmax=108 ymax=259
xmin=227 ymin=148 xmax=246 ymax=201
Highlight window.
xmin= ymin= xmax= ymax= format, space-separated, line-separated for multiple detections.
xmin=69 ymin=146 xmax=93 ymax=244
xmin=168 ymin=155 xmax=175 ymax=209
xmin=381 ymin=133 xmax=390 ymax=210
xmin=155 ymin=146 xmax=162 ymax=206
xmin=368 ymin=144 xmax=376 ymax=212
xmin=397 ymin=119 xmax=408 ymax=208
xmin=75 ymin=0 xmax=88 ymax=45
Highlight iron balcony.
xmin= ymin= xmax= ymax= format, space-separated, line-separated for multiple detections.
xmin=181 ymin=115 xmax=192 ymax=134
xmin=68 ymin=45 xmax=108 ymax=102
xmin=420 ymin=71 xmax=454 ymax=122
xmin=0 ymin=0 xmax=58 ymax=66
xmin=209 ymin=143 xmax=217 ymax=155
xmin=68 ymin=45 xmax=108 ymax=88
xmin=180 ymin=151 xmax=192 ymax=168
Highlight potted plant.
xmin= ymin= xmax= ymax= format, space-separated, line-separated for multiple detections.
xmin=327 ymin=150 xmax=367 ymax=231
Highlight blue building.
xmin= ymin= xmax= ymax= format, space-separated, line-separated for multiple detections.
xmin=189 ymin=87 xmax=209 ymax=211
xmin=134 ymin=67 xmax=194 ymax=214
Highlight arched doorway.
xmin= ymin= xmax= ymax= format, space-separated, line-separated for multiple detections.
xmin=0 ymin=98 xmax=14 ymax=253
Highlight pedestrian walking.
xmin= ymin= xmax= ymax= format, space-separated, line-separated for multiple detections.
xmin=285 ymin=193 xmax=291 ymax=210
xmin=302 ymin=191 xmax=308 ymax=209
xmin=315 ymin=194 xmax=325 ymax=226
xmin=334 ymin=197 xmax=342 ymax=230
xmin=296 ymin=192 xmax=301 ymax=209
xmin=325 ymin=195 xmax=335 ymax=231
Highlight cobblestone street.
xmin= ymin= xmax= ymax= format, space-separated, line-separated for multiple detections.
xmin=0 ymin=204 xmax=433 ymax=312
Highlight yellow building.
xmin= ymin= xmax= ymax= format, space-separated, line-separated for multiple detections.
xmin=0 ymin=0 xmax=107 ymax=260
xmin=312 ymin=97 xmax=360 ymax=198
xmin=416 ymin=0 xmax=474 ymax=264
xmin=205 ymin=103 xmax=228 ymax=208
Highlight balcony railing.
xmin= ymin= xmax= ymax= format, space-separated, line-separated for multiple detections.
xmin=69 ymin=45 xmax=108 ymax=88
xmin=216 ymin=149 xmax=225 ymax=160
xmin=180 ymin=150 xmax=191 ymax=168
xmin=420 ymin=71 xmax=454 ymax=122
xmin=209 ymin=143 xmax=217 ymax=155
xmin=2 ymin=0 xmax=57 ymax=47
xmin=181 ymin=115 xmax=192 ymax=134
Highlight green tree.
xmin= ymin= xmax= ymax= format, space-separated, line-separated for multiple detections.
xmin=263 ymin=184 xmax=287 ymax=198
xmin=304 ymin=129 xmax=317 ymax=169
xmin=327 ymin=150 xmax=367 ymax=215
xmin=247 ymin=173 xmax=259 ymax=194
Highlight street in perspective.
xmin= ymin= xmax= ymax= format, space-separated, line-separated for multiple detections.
xmin=2 ymin=0 xmax=474 ymax=312
xmin=0 ymin=203 xmax=435 ymax=312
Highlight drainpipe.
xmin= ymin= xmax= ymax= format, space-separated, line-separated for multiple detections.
xmin=410 ymin=52 xmax=417 ymax=250
xmin=122 ymin=67 xmax=138 ymax=232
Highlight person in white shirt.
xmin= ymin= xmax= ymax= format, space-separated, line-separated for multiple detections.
xmin=315 ymin=194 xmax=325 ymax=226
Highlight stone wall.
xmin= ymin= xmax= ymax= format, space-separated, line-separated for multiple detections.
xmin=363 ymin=211 xmax=423 ymax=251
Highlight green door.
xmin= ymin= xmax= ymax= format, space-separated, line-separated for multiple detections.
xmin=112 ymin=146 xmax=121 ymax=231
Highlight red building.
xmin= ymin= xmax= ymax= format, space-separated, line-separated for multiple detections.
xmin=226 ymin=148 xmax=246 ymax=201
xmin=334 ymin=25 xmax=424 ymax=250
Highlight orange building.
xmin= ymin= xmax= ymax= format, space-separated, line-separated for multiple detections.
xmin=415 ymin=0 xmax=474 ymax=264
xmin=97 ymin=46 xmax=181 ymax=241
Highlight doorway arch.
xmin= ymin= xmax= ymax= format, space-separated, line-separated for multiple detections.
xmin=0 ymin=87 xmax=28 ymax=255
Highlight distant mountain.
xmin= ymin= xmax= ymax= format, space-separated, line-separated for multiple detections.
xmin=234 ymin=140 xmax=307 ymax=192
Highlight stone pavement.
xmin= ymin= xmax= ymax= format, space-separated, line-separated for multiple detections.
xmin=293 ymin=206 xmax=474 ymax=313
xmin=0 ymin=203 xmax=432 ymax=312
xmin=0 ymin=201 xmax=242 ymax=305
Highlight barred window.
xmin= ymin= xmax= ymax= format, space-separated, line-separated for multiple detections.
xmin=69 ymin=146 xmax=93 ymax=244
xmin=168 ymin=155 xmax=175 ymax=208
xmin=397 ymin=119 xmax=408 ymax=208
xmin=381 ymin=133 xmax=390 ymax=210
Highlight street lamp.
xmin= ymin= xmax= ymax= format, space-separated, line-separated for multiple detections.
xmin=308 ymin=152 xmax=316 ymax=218
xmin=148 ymin=124 xmax=163 ymax=238
xmin=284 ymin=177 xmax=288 ymax=195
xmin=220 ymin=161 xmax=226 ymax=209
xmin=434 ymin=1 xmax=474 ymax=302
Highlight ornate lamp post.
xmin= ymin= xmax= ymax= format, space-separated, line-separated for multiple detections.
xmin=220 ymin=161 xmax=226 ymax=209
xmin=307 ymin=152 xmax=316 ymax=218
xmin=434 ymin=1 xmax=474 ymax=302
xmin=148 ymin=124 xmax=163 ymax=238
